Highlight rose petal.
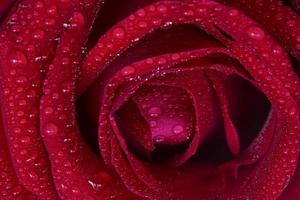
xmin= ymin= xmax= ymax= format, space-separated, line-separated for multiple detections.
xmin=39 ymin=2 xmax=135 ymax=199
xmin=0 ymin=113 xmax=36 ymax=199
xmin=0 ymin=0 xmax=94 ymax=197
xmin=221 ymin=0 xmax=300 ymax=59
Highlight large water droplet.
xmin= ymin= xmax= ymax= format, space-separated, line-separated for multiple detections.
xmin=148 ymin=107 xmax=162 ymax=117
xmin=71 ymin=12 xmax=85 ymax=29
xmin=173 ymin=125 xmax=184 ymax=134
xmin=9 ymin=51 xmax=27 ymax=66
xmin=44 ymin=123 xmax=58 ymax=136
xmin=246 ymin=26 xmax=265 ymax=40
xmin=153 ymin=135 xmax=165 ymax=143
xmin=43 ymin=107 xmax=54 ymax=115
xmin=120 ymin=66 xmax=135 ymax=76
xmin=113 ymin=27 xmax=126 ymax=39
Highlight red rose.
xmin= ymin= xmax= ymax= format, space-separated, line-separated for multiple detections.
xmin=0 ymin=0 xmax=300 ymax=199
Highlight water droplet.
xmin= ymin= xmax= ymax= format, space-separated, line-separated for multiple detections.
xmin=61 ymin=57 xmax=70 ymax=65
xmin=173 ymin=125 xmax=184 ymax=134
xmin=11 ymin=25 xmax=21 ymax=33
xmin=44 ymin=123 xmax=58 ymax=136
xmin=43 ymin=107 xmax=54 ymax=115
xmin=171 ymin=53 xmax=180 ymax=60
xmin=71 ymin=12 xmax=85 ymax=29
xmin=10 ymin=69 xmax=17 ymax=75
xmin=137 ymin=9 xmax=146 ymax=17
xmin=120 ymin=66 xmax=135 ymax=76
xmin=246 ymin=26 xmax=265 ymax=40
xmin=157 ymin=5 xmax=167 ymax=13
xmin=287 ymin=20 xmax=296 ymax=27
xmin=16 ymin=76 xmax=28 ymax=84
xmin=28 ymin=172 xmax=38 ymax=180
xmin=45 ymin=18 xmax=56 ymax=26
xmin=35 ymin=1 xmax=44 ymax=9
xmin=145 ymin=58 xmax=153 ymax=64
xmin=32 ymin=29 xmax=45 ymax=40
xmin=157 ymin=58 xmax=167 ymax=65
xmin=21 ymin=136 xmax=31 ymax=144
xmin=148 ymin=107 xmax=161 ymax=117
xmin=229 ymin=9 xmax=238 ymax=16
xmin=149 ymin=121 xmax=157 ymax=127
xmin=4 ymin=88 xmax=10 ymax=95
xmin=26 ymin=44 xmax=35 ymax=52
xmin=272 ymin=46 xmax=282 ymax=55
xmin=153 ymin=135 xmax=165 ymax=143
xmin=184 ymin=10 xmax=194 ymax=16
xmin=113 ymin=27 xmax=126 ymax=39
xmin=9 ymin=51 xmax=27 ymax=66
xmin=138 ymin=21 xmax=148 ymax=28
xmin=17 ymin=111 xmax=24 ymax=117
xmin=47 ymin=5 xmax=57 ymax=15
xmin=18 ymin=100 xmax=26 ymax=106
xmin=61 ymin=81 xmax=73 ymax=93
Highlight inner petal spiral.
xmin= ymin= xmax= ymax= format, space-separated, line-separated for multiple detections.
xmin=114 ymin=85 xmax=195 ymax=159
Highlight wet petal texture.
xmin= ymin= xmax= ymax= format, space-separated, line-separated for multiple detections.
xmin=0 ymin=0 xmax=300 ymax=200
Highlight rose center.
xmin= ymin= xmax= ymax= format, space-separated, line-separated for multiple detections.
xmin=133 ymin=85 xmax=194 ymax=146
xmin=114 ymin=85 xmax=195 ymax=159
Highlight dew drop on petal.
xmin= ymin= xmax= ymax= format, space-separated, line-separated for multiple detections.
xmin=35 ymin=1 xmax=44 ymax=9
xmin=43 ymin=107 xmax=54 ymax=115
xmin=246 ymin=26 xmax=265 ymax=40
xmin=44 ymin=123 xmax=58 ymax=136
xmin=113 ymin=27 xmax=126 ymax=39
xmin=149 ymin=121 xmax=157 ymax=127
xmin=9 ymin=51 xmax=27 ymax=66
xmin=153 ymin=135 xmax=165 ymax=143
xmin=21 ymin=136 xmax=31 ymax=144
xmin=137 ymin=9 xmax=146 ymax=17
xmin=173 ymin=125 xmax=184 ymax=134
xmin=16 ymin=76 xmax=28 ymax=84
xmin=45 ymin=18 xmax=56 ymax=26
xmin=120 ymin=66 xmax=135 ymax=76
xmin=32 ymin=29 xmax=45 ymax=40
xmin=148 ymin=107 xmax=162 ymax=117
xmin=157 ymin=4 xmax=167 ymax=13
xmin=138 ymin=21 xmax=148 ymax=28
xmin=229 ymin=9 xmax=238 ymax=16
xmin=287 ymin=20 xmax=296 ymax=27
xmin=61 ymin=81 xmax=73 ymax=93
xmin=71 ymin=12 xmax=85 ymax=29
xmin=10 ymin=69 xmax=16 ymax=75
xmin=47 ymin=5 xmax=57 ymax=15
